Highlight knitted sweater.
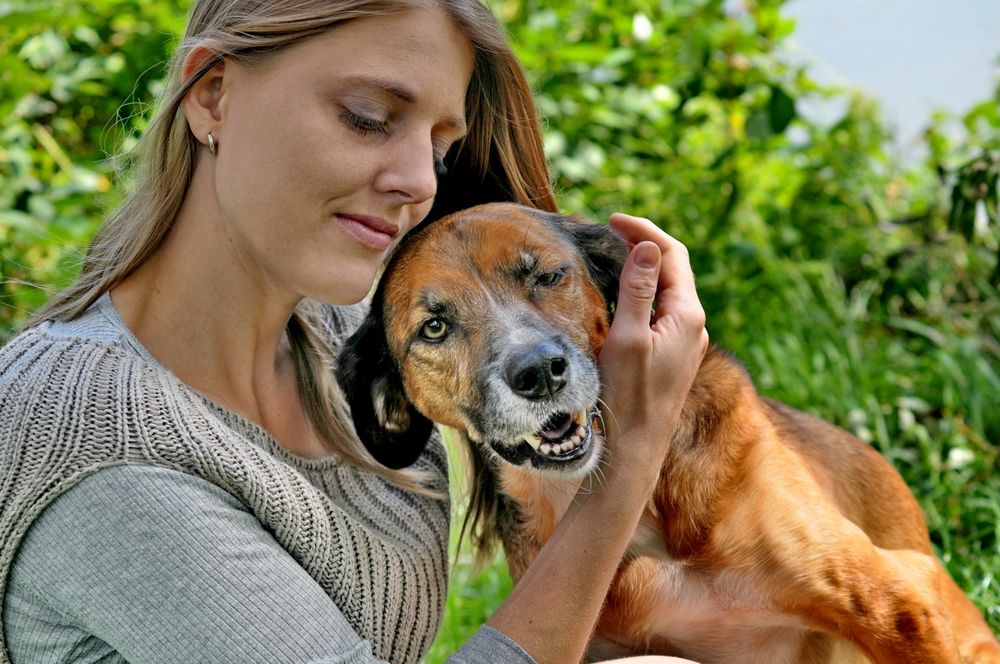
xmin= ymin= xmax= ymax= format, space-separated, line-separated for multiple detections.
xmin=0 ymin=294 xmax=533 ymax=664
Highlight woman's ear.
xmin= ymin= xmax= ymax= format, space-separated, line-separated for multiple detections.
xmin=180 ymin=45 xmax=226 ymax=146
xmin=336 ymin=308 xmax=434 ymax=470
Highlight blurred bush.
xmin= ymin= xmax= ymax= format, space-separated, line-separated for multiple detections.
xmin=1 ymin=0 xmax=186 ymax=330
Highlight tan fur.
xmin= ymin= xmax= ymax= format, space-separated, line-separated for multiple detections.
xmin=373 ymin=203 xmax=1000 ymax=664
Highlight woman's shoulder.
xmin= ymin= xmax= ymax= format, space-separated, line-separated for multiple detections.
xmin=1 ymin=292 xmax=151 ymax=384
xmin=0 ymin=307 xmax=238 ymax=501
xmin=1 ymin=322 xmax=149 ymax=415
xmin=0 ymin=313 xmax=177 ymax=425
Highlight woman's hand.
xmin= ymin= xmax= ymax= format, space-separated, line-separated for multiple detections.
xmin=597 ymin=213 xmax=709 ymax=479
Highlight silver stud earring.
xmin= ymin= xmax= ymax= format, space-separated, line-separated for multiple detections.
xmin=207 ymin=132 xmax=217 ymax=155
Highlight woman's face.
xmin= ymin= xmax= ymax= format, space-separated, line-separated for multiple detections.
xmin=209 ymin=8 xmax=474 ymax=305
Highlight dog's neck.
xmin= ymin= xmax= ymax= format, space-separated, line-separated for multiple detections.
xmin=496 ymin=464 xmax=585 ymax=580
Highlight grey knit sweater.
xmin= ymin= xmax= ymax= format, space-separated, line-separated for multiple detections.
xmin=0 ymin=294 xmax=533 ymax=664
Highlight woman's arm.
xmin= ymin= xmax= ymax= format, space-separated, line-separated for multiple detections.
xmin=485 ymin=214 xmax=709 ymax=664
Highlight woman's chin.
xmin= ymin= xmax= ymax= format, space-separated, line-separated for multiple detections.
xmin=304 ymin=271 xmax=378 ymax=307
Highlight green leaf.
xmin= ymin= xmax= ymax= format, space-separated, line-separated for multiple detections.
xmin=768 ymin=85 xmax=796 ymax=134
xmin=18 ymin=29 xmax=68 ymax=69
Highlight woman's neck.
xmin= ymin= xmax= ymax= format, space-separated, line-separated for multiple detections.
xmin=110 ymin=172 xmax=304 ymax=438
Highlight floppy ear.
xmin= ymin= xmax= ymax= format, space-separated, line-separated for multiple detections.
xmin=545 ymin=212 xmax=628 ymax=313
xmin=336 ymin=307 xmax=434 ymax=469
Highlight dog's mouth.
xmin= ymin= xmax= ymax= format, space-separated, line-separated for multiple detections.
xmin=525 ymin=409 xmax=591 ymax=458
xmin=488 ymin=408 xmax=596 ymax=469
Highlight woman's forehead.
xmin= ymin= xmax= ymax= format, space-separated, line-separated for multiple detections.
xmin=255 ymin=8 xmax=473 ymax=115
xmin=274 ymin=10 xmax=472 ymax=82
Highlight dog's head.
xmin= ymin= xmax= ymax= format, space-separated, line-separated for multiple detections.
xmin=337 ymin=202 xmax=626 ymax=476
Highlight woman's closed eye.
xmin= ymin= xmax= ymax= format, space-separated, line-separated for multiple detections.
xmin=341 ymin=109 xmax=389 ymax=137
xmin=341 ymin=105 xmax=456 ymax=177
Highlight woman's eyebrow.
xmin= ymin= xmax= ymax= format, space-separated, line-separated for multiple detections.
xmin=344 ymin=75 xmax=416 ymax=103
xmin=342 ymin=75 xmax=467 ymax=133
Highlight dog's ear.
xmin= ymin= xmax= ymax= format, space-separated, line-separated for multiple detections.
xmin=336 ymin=308 xmax=434 ymax=469
xmin=544 ymin=212 xmax=628 ymax=312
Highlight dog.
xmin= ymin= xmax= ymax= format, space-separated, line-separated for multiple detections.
xmin=337 ymin=202 xmax=1000 ymax=664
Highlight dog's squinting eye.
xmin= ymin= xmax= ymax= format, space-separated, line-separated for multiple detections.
xmin=420 ymin=318 xmax=449 ymax=342
xmin=534 ymin=270 xmax=565 ymax=288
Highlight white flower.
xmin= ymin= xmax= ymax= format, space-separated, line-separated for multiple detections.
xmin=633 ymin=13 xmax=653 ymax=42
xmin=946 ymin=447 xmax=975 ymax=470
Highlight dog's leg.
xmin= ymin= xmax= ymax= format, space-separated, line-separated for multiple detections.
xmin=714 ymin=449 xmax=962 ymax=664
xmin=699 ymin=409 xmax=997 ymax=664
xmin=939 ymin=570 xmax=1000 ymax=664
xmin=765 ymin=519 xmax=963 ymax=664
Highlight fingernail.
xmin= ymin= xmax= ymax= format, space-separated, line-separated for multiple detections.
xmin=634 ymin=243 xmax=659 ymax=269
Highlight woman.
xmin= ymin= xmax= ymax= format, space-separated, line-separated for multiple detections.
xmin=0 ymin=0 xmax=707 ymax=662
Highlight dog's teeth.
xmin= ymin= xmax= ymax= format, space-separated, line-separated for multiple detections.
xmin=575 ymin=425 xmax=586 ymax=437
xmin=535 ymin=432 xmax=589 ymax=458
xmin=574 ymin=409 xmax=587 ymax=425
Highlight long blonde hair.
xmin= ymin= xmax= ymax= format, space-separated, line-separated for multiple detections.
xmin=28 ymin=0 xmax=557 ymax=491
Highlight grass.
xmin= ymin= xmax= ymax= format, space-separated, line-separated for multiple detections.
xmin=426 ymin=256 xmax=1000 ymax=660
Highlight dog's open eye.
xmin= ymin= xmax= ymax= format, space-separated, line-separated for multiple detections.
xmin=535 ymin=269 xmax=565 ymax=288
xmin=420 ymin=318 xmax=449 ymax=342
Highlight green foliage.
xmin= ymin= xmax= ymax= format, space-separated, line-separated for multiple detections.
xmin=426 ymin=435 xmax=515 ymax=662
xmin=0 ymin=0 xmax=997 ymax=657
xmin=946 ymin=152 xmax=1000 ymax=284
xmin=0 ymin=0 xmax=186 ymax=331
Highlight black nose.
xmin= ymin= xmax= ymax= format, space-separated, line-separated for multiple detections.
xmin=504 ymin=342 xmax=569 ymax=400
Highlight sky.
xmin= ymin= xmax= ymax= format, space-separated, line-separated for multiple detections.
xmin=782 ymin=0 xmax=1000 ymax=159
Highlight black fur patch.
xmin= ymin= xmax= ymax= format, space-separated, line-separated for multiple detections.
xmin=336 ymin=295 xmax=433 ymax=469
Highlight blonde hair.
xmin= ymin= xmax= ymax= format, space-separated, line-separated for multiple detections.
xmin=28 ymin=0 xmax=557 ymax=491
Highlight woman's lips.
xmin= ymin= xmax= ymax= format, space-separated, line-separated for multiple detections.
xmin=335 ymin=214 xmax=399 ymax=251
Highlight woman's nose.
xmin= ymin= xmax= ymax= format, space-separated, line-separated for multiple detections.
xmin=376 ymin=134 xmax=438 ymax=205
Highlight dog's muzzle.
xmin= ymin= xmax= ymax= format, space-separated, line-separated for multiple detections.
xmin=480 ymin=336 xmax=602 ymax=472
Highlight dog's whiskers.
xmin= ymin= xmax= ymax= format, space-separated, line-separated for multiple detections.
xmin=542 ymin=474 xmax=580 ymax=499
xmin=594 ymin=397 xmax=617 ymax=435
xmin=589 ymin=462 xmax=609 ymax=493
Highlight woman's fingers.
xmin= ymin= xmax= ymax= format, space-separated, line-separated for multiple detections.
xmin=609 ymin=213 xmax=696 ymax=296
xmin=609 ymin=213 xmax=703 ymax=332
xmin=610 ymin=241 xmax=661 ymax=333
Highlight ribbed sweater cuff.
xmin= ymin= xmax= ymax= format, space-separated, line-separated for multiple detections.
xmin=450 ymin=625 xmax=537 ymax=663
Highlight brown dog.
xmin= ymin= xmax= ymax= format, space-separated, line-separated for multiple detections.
xmin=337 ymin=202 xmax=1000 ymax=664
